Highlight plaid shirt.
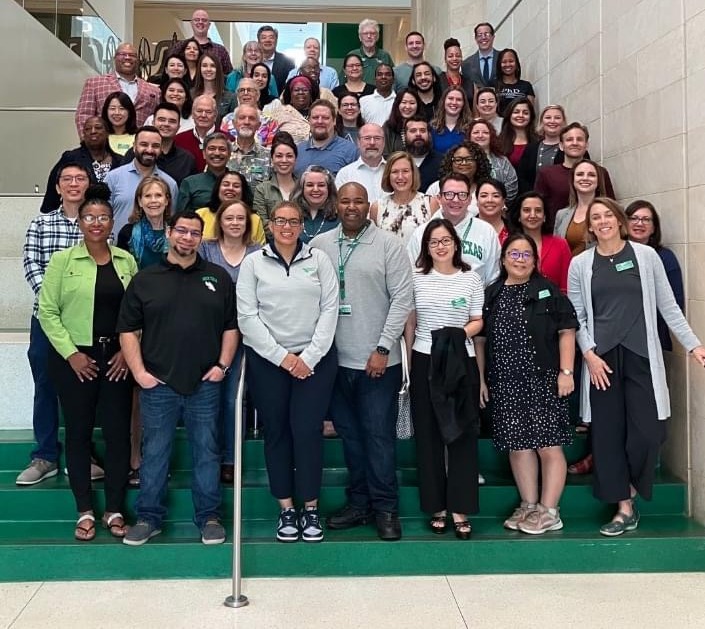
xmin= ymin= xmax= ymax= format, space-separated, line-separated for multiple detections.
xmin=23 ymin=207 xmax=82 ymax=317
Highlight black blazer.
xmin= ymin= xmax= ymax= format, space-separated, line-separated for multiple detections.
xmin=418 ymin=150 xmax=444 ymax=193
xmin=438 ymin=72 xmax=475 ymax=104
xmin=271 ymin=51 xmax=296 ymax=95
xmin=429 ymin=327 xmax=480 ymax=444
xmin=483 ymin=275 xmax=579 ymax=372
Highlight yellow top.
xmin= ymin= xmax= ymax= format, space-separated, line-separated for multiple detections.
xmin=196 ymin=207 xmax=266 ymax=245
xmin=109 ymin=133 xmax=135 ymax=156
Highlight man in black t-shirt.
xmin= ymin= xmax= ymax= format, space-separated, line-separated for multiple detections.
xmin=117 ymin=212 xmax=238 ymax=546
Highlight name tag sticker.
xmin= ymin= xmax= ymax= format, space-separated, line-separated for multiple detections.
xmin=538 ymin=289 xmax=551 ymax=300
xmin=451 ymin=297 xmax=467 ymax=308
xmin=339 ymin=304 xmax=353 ymax=317
xmin=615 ymin=260 xmax=635 ymax=272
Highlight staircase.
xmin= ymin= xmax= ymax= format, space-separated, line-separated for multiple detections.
xmin=1 ymin=429 xmax=704 ymax=582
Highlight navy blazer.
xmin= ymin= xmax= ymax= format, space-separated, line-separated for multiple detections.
xmin=271 ymin=51 xmax=296 ymax=95
xmin=461 ymin=48 xmax=499 ymax=88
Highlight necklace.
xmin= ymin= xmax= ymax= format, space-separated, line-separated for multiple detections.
xmin=598 ymin=242 xmax=626 ymax=263
xmin=302 ymin=212 xmax=327 ymax=240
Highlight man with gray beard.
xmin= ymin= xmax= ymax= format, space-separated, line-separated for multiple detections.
xmin=226 ymin=104 xmax=271 ymax=187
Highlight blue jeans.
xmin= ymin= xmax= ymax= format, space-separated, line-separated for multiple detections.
xmin=331 ymin=364 xmax=401 ymax=513
xmin=138 ymin=380 xmax=221 ymax=529
xmin=220 ymin=345 xmax=244 ymax=465
xmin=28 ymin=316 xmax=61 ymax=462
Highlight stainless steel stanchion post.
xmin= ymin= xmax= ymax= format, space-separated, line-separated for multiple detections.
xmin=224 ymin=355 xmax=249 ymax=608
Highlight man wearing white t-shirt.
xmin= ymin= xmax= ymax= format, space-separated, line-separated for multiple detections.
xmin=408 ymin=173 xmax=500 ymax=286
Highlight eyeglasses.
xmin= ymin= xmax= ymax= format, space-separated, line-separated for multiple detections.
xmin=340 ymin=102 xmax=359 ymax=108
xmin=346 ymin=63 xmax=362 ymax=69
xmin=506 ymin=250 xmax=533 ymax=261
xmin=81 ymin=214 xmax=111 ymax=224
xmin=172 ymin=226 xmax=202 ymax=238
xmin=60 ymin=175 xmax=89 ymax=184
xmin=116 ymin=52 xmax=138 ymax=59
xmin=238 ymin=87 xmax=257 ymax=93
xmin=428 ymin=237 xmax=453 ymax=248
xmin=451 ymin=157 xmax=476 ymax=165
xmin=271 ymin=217 xmax=302 ymax=227
xmin=628 ymin=216 xmax=653 ymax=224
xmin=441 ymin=191 xmax=470 ymax=201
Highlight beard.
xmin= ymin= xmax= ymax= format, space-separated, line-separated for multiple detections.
xmin=135 ymin=152 xmax=157 ymax=167
xmin=311 ymin=128 xmax=331 ymax=142
xmin=406 ymin=139 xmax=430 ymax=157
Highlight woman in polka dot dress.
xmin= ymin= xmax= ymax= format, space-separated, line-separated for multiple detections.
xmin=475 ymin=233 xmax=578 ymax=535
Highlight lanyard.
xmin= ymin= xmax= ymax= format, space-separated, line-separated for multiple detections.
xmin=337 ymin=223 xmax=369 ymax=300
xmin=461 ymin=217 xmax=473 ymax=243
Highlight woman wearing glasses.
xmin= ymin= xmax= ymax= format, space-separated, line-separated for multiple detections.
xmin=625 ymin=201 xmax=684 ymax=352
xmin=371 ymin=152 xmax=439 ymax=244
xmin=237 ymin=201 xmax=339 ymax=542
xmin=476 ymin=233 xmax=578 ymax=535
xmin=38 ymin=184 xmax=138 ymax=541
xmin=405 ymin=218 xmax=485 ymax=539
xmin=568 ymin=198 xmax=705 ymax=536
xmin=332 ymin=54 xmax=374 ymax=100
xmin=426 ymin=141 xmax=492 ymax=202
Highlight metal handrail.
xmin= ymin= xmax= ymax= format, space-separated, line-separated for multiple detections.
xmin=224 ymin=353 xmax=249 ymax=608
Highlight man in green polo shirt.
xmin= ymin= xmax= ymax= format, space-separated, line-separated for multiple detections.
xmin=346 ymin=18 xmax=394 ymax=85
xmin=176 ymin=132 xmax=231 ymax=213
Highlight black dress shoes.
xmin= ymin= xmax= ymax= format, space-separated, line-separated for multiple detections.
xmin=327 ymin=504 xmax=373 ymax=529
xmin=376 ymin=512 xmax=402 ymax=541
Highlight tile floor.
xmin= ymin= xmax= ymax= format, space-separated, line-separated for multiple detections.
xmin=2 ymin=573 xmax=705 ymax=628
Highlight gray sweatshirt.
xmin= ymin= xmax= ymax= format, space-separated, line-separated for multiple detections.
xmin=237 ymin=242 xmax=339 ymax=368
xmin=311 ymin=222 xmax=414 ymax=369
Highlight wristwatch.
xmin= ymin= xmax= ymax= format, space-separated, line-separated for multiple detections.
xmin=375 ymin=346 xmax=390 ymax=356
xmin=560 ymin=368 xmax=574 ymax=376
xmin=216 ymin=362 xmax=231 ymax=375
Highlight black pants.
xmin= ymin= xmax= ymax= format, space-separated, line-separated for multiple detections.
xmin=48 ymin=341 xmax=132 ymax=513
xmin=245 ymin=347 xmax=338 ymax=502
xmin=410 ymin=351 xmax=479 ymax=515
xmin=589 ymin=344 xmax=665 ymax=503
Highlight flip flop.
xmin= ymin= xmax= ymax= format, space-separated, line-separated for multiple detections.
xmin=102 ymin=512 xmax=127 ymax=538
xmin=75 ymin=513 xmax=96 ymax=542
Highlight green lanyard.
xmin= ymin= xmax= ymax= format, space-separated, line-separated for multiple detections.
xmin=337 ymin=223 xmax=369 ymax=300
xmin=461 ymin=217 xmax=473 ymax=243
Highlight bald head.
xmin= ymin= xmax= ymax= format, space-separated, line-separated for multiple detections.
xmin=114 ymin=43 xmax=138 ymax=79
xmin=357 ymin=123 xmax=384 ymax=166
xmin=338 ymin=182 xmax=370 ymax=235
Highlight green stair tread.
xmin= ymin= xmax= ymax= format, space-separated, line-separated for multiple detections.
xmin=1 ymin=516 xmax=705 ymax=581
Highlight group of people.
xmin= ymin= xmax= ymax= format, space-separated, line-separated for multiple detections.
xmin=18 ymin=11 xmax=705 ymax=547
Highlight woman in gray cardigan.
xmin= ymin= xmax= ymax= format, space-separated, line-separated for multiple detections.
xmin=568 ymin=198 xmax=705 ymax=537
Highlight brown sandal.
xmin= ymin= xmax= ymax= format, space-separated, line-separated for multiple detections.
xmin=75 ymin=514 xmax=96 ymax=542
xmin=102 ymin=512 xmax=127 ymax=538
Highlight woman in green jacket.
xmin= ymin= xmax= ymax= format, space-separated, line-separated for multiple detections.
xmin=39 ymin=184 xmax=138 ymax=542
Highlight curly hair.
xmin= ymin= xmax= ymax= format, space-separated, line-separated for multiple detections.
xmin=467 ymin=118 xmax=503 ymax=157
xmin=437 ymin=140 xmax=492 ymax=183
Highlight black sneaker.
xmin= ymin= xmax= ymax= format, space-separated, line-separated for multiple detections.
xmin=299 ymin=507 xmax=324 ymax=543
xmin=276 ymin=507 xmax=299 ymax=543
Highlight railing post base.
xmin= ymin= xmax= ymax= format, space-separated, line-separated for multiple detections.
xmin=224 ymin=594 xmax=249 ymax=608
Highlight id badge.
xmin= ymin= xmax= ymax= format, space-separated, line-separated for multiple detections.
xmin=615 ymin=260 xmax=635 ymax=272
xmin=339 ymin=304 xmax=353 ymax=317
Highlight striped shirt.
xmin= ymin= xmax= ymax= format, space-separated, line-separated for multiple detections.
xmin=23 ymin=207 xmax=82 ymax=317
xmin=412 ymin=268 xmax=484 ymax=356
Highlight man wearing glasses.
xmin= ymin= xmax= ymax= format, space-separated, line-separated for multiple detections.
xmin=408 ymin=173 xmax=500 ymax=286
xmin=75 ymin=43 xmax=161 ymax=136
xmin=118 ymin=212 xmax=238 ymax=546
xmin=17 ymin=165 xmax=99 ymax=486
xmin=461 ymin=23 xmax=499 ymax=88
